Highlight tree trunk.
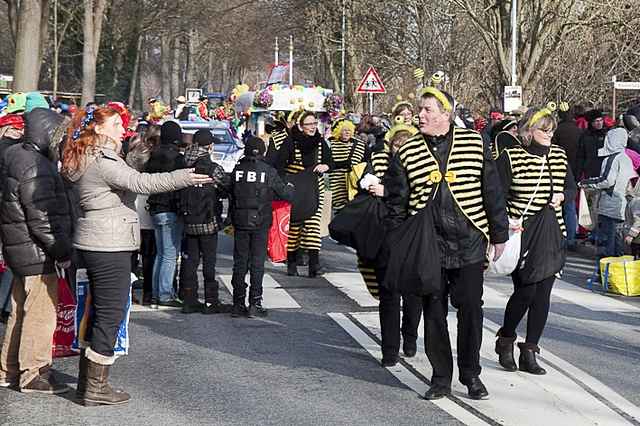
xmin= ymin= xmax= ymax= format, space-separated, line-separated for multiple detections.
xmin=207 ymin=52 xmax=214 ymax=92
xmin=170 ymin=37 xmax=181 ymax=102
xmin=13 ymin=0 xmax=45 ymax=91
xmin=81 ymin=0 xmax=107 ymax=106
xmin=161 ymin=35 xmax=171 ymax=103
xmin=128 ymin=34 xmax=142 ymax=107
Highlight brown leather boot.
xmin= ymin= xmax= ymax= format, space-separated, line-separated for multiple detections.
xmin=495 ymin=329 xmax=518 ymax=372
xmin=81 ymin=355 xmax=130 ymax=406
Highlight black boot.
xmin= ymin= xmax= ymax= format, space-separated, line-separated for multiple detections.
xmin=518 ymin=342 xmax=547 ymax=375
xmin=287 ymin=251 xmax=299 ymax=276
xmin=81 ymin=355 xmax=130 ymax=406
xmin=308 ymin=250 xmax=320 ymax=278
xmin=495 ymin=329 xmax=518 ymax=372
xmin=180 ymin=288 xmax=203 ymax=314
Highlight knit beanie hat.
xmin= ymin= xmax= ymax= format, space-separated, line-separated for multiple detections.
xmin=244 ymin=136 xmax=265 ymax=157
xmin=5 ymin=92 xmax=26 ymax=114
xmin=25 ymin=92 xmax=50 ymax=112
xmin=160 ymin=120 xmax=182 ymax=145
xmin=194 ymin=129 xmax=219 ymax=146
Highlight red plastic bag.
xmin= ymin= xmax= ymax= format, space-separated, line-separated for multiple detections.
xmin=52 ymin=269 xmax=78 ymax=358
xmin=268 ymin=201 xmax=291 ymax=263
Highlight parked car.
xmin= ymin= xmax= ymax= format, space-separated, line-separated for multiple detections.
xmin=177 ymin=119 xmax=244 ymax=173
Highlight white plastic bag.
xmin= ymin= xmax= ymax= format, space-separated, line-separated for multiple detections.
xmin=486 ymin=218 xmax=522 ymax=276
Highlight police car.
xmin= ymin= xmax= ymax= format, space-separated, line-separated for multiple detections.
xmin=177 ymin=119 xmax=244 ymax=173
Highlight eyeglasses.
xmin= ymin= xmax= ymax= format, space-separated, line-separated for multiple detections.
xmin=535 ymin=128 xmax=554 ymax=134
xmin=302 ymin=121 xmax=318 ymax=127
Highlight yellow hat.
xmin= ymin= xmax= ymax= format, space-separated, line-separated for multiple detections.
xmin=385 ymin=123 xmax=419 ymax=142
xmin=528 ymin=102 xmax=557 ymax=128
xmin=419 ymin=87 xmax=452 ymax=112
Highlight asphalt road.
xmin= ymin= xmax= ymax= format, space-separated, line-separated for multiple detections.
xmin=1 ymin=236 xmax=639 ymax=426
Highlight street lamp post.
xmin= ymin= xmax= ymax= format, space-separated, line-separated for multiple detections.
xmin=511 ymin=0 xmax=518 ymax=86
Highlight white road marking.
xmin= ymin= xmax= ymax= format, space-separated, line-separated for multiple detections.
xmin=347 ymin=310 xmax=637 ymax=426
xmin=323 ymin=273 xmax=379 ymax=307
xmin=328 ymin=313 xmax=490 ymax=426
xmin=219 ymin=274 xmax=301 ymax=309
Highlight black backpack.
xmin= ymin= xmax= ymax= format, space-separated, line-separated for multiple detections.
xmin=178 ymin=184 xmax=216 ymax=225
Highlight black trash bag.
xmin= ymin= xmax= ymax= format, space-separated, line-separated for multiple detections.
xmin=329 ymin=194 xmax=387 ymax=262
xmin=515 ymin=206 xmax=566 ymax=285
xmin=383 ymin=206 xmax=441 ymax=296
xmin=286 ymin=169 xmax=319 ymax=222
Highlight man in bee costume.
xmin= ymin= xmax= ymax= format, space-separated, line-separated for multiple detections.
xmin=385 ymin=87 xmax=509 ymax=400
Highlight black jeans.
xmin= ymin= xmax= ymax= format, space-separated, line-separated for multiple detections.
xmin=231 ymin=228 xmax=269 ymax=305
xmin=140 ymin=229 xmax=156 ymax=298
xmin=80 ymin=250 xmax=132 ymax=358
xmin=179 ymin=233 xmax=219 ymax=305
xmin=502 ymin=275 xmax=555 ymax=345
xmin=379 ymin=285 xmax=422 ymax=359
xmin=422 ymin=262 xmax=484 ymax=387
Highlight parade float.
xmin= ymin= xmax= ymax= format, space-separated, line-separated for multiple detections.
xmin=234 ymin=83 xmax=342 ymax=137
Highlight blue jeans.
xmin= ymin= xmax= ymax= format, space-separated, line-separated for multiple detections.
xmin=152 ymin=213 xmax=183 ymax=302
xmin=597 ymin=215 xmax=624 ymax=258
xmin=563 ymin=199 xmax=577 ymax=246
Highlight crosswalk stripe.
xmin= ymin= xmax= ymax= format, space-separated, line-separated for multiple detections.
xmin=328 ymin=313 xmax=491 ymax=426
xmin=323 ymin=273 xmax=378 ymax=307
xmin=342 ymin=309 xmax=637 ymax=426
xmin=218 ymin=274 xmax=301 ymax=309
xmin=551 ymin=278 xmax=640 ymax=314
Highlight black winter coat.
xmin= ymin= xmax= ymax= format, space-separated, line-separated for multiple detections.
xmin=576 ymin=127 xmax=607 ymax=180
xmin=553 ymin=119 xmax=582 ymax=179
xmin=0 ymin=108 xmax=72 ymax=276
xmin=177 ymin=154 xmax=229 ymax=233
xmin=229 ymin=156 xmax=294 ymax=230
xmin=146 ymin=142 xmax=186 ymax=215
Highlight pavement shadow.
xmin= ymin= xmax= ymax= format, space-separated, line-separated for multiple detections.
xmin=132 ymin=309 xmax=406 ymax=390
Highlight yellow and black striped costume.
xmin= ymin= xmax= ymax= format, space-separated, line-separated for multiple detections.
xmin=357 ymin=145 xmax=391 ymax=299
xmin=396 ymin=127 xmax=490 ymax=239
xmin=270 ymin=128 xmax=289 ymax=152
xmin=329 ymin=138 xmax=368 ymax=211
xmin=286 ymin=143 xmax=326 ymax=252
xmin=504 ymin=144 xmax=568 ymax=236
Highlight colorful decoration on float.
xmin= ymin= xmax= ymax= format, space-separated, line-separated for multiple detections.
xmin=253 ymin=89 xmax=274 ymax=108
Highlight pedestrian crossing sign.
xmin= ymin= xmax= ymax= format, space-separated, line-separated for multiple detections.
xmin=356 ymin=67 xmax=386 ymax=94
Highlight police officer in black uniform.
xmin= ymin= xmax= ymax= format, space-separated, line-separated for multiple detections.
xmin=229 ymin=137 xmax=294 ymax=318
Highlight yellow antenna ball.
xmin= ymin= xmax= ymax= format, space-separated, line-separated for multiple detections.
xmin=394 ymin=115 xmax=404 ymax=124
xmin=546 ymin=102 xmax=557 ymax=112
xmin=396 ymin=95 xmax=403 ymax=102
xmin=559 ymin=102 xmax=570 ymax=112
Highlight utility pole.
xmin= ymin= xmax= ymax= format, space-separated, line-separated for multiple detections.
xmin=340 ymin=0 xmax=346 ymax=94
xmin=275 ymin=37 xmax=279 ymax=65
xmin=289 ymin=35 xmax=293 ymax=87
xmin=511 ymin=0 xmax=518 ymax=85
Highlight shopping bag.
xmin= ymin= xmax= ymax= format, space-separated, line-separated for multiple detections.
xmin=515 ymin=207 xmax=566 ymax=285
xmin=329 ymin=194 xmax=387 ymax=262
xmin=384 ymin=207 xmax=441 ymax=296
xmin=486 ymin=218 xmax=522 ymax=276
xmin=578 ymin=188 xmax=593 ymax=230
xmin=52 ymin=268 xmax=78 ymax=358
xmin=346 ymin=162 xmax=368 ymax=201
xmin=268 ymin=201 xmax=291 ymax=263
xmin=600 ymin=256 xmax=640 ymax=296
xmin=286 ymin=169 xmax=319 ymax=222
xmin=73 ymin=269 xmax=131 ymax=356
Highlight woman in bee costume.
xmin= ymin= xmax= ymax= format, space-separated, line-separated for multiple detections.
xmin=358 ymin=122 xmax=423 ymax=367
xmin=494 ymin=105 xmax=575 ymax=376
xmin=273 ymin=111 xmax=334 ymax=278
xmin=328 ymin=118 xmax=369 ymax=212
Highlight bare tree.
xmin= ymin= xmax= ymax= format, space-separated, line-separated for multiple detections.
xmin=81 ymin=0 xmax=107 ymax=105
xmin=12 ymin=0 xmax=48 ymax=91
